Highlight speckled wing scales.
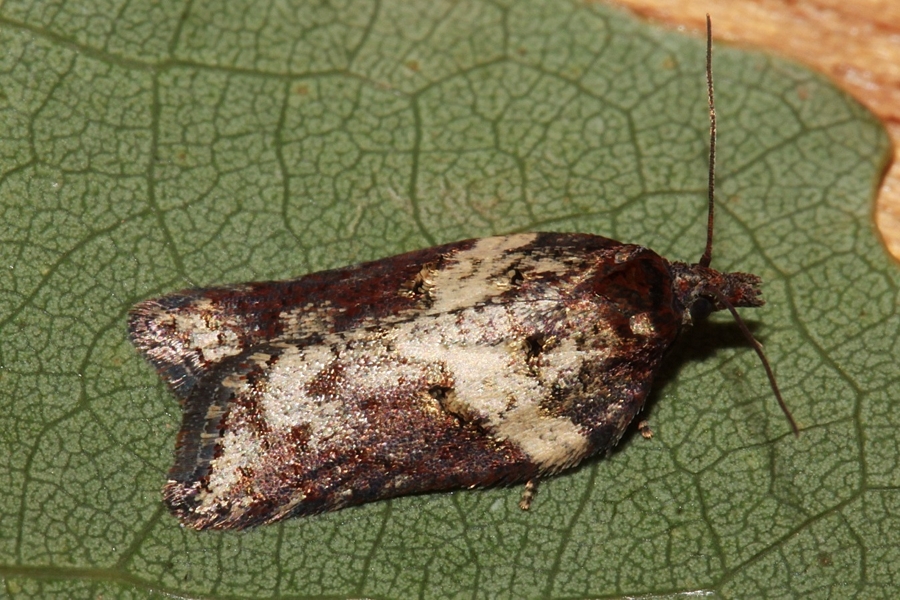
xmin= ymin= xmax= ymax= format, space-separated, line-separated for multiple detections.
xmin=127 ymin=239 xmax=471 ymax=402
xmin=129 ymin=233 xmax=687 ymax=530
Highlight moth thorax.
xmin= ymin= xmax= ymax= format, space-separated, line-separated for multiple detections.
xmin=669 ymin=261 xmax=763 ymax=326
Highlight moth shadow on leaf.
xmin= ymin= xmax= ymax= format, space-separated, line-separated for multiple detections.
xmin=613 ymin=317 xmax=769 ymax=450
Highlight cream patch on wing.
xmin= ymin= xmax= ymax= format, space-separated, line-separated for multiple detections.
xmin=202 ymin=284 xmax=598 ymax=500
xmin=494 ymin=403 xmax=588 ymax=471
xmin=428 ymin=234 xmax=538 ymax=314
xmin=162 ymin=298 xmax=245 ymax=364
xmin=393 ymin=302 xmax=590 ymax=470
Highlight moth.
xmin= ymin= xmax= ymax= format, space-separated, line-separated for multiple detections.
xmin=128 ymin=17 xmax=797 ymax=530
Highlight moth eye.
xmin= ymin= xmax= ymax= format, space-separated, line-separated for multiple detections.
xmin=690 ymin=297 xmax=714 ymax=322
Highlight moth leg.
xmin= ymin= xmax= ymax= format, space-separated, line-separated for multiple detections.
xmin=638 ymin=420 xmax=654 ymax=439
xmin=518 ymin=479 xmax=538 ymax=511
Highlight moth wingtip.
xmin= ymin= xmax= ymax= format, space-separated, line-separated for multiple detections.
xmin=163 ymin=479 xmax=217 ymax=530
xmin=126 ymin=301 xmax=163 ymax=347
xmin=126 ymin=293 xmax=236 ymax=398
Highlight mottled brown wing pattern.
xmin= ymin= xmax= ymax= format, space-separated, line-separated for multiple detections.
xmin=130 ymin=233 xmax=698 ymax=529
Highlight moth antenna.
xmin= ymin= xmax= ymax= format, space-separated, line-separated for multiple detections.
xmin=698 ymin=18 xmax=796 ymax=436
xmin=699 ymin=14 xmax=716 ymax=268
xmin=705 ymin=287 xmax=800 ymax=436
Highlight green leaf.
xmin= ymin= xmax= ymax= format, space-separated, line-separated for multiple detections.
xmin=0 ymin=1 xmax=895 ymax=598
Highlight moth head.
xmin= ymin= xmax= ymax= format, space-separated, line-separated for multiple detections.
xmin=668 ymin=261 xmax=799 ymax=436
xmin=669 ymin=262 xmax=762 ymax=326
